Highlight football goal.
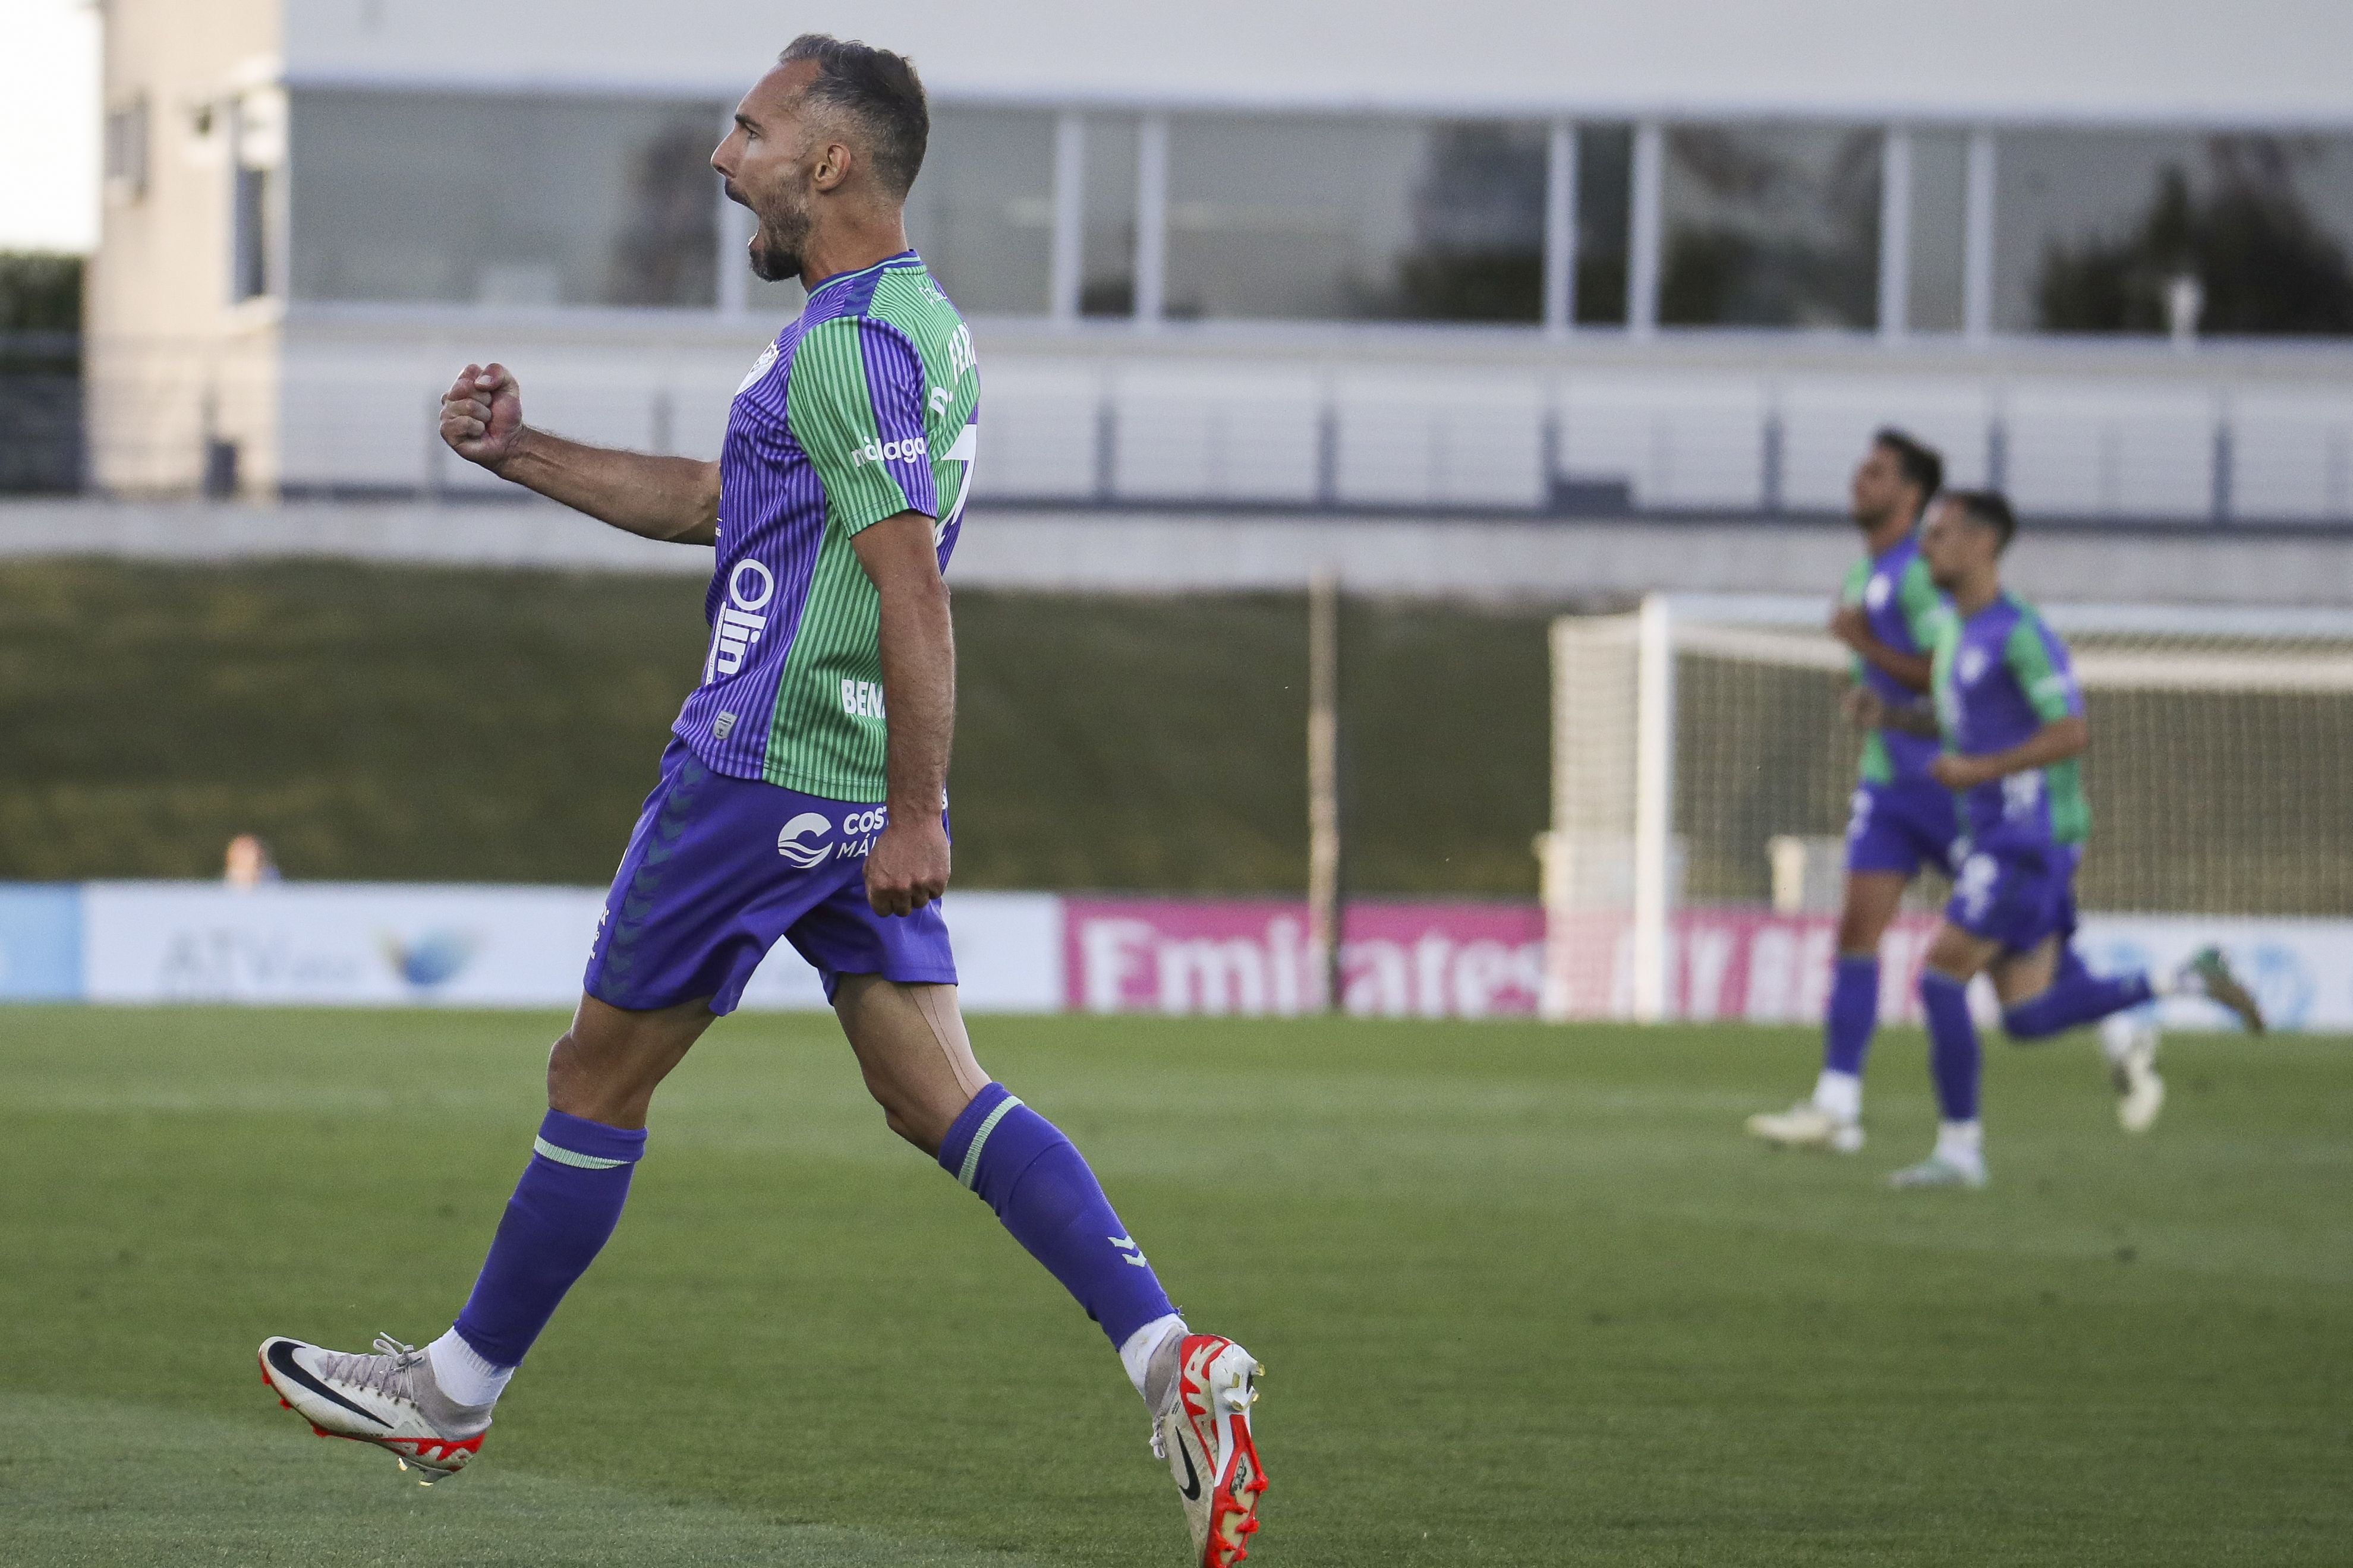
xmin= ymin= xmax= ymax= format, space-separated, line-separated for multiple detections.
xmin=1539 ymin=594 xmax=2353 ymax=1023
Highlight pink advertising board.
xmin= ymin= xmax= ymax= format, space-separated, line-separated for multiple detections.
xmin=1062 ymin=897 xmax=1942 ymax=1022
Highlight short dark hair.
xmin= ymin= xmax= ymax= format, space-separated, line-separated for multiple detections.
xmin=780 ymin=34 xmax=929 ymax=200
xmin=1946 ymin=488 xmax=2018 ymax=552
xmin=1874 ymin=427 xmax=1944 ymax=506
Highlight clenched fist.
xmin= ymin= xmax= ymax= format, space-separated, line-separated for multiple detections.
xmin=440 ymin=362 xmax=529 ymax=472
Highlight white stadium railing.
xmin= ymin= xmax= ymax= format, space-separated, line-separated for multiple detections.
xmin=69 ymin=326 xmax=2353 ymax=526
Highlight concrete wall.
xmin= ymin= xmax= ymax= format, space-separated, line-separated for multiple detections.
xmin=283 ymin=0 xmax=2353 ymax=125
xmin=89 ymin=0 xmax=284 ymax=494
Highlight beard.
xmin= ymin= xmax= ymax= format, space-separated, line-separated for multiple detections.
xmin=746 ymin=195 xmax=811 ymax=283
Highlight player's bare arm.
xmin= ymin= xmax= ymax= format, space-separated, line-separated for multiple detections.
xmin=1841 ymin=686 xmax=1939 ymax=737
xmin=855 ymin=510 xmax=954 ymax=917
xmin=1844 ymin=686 xmax=1939 ymax=738
xmin=439 ymin=362 xmax=720 ymax=545
xmin=1928 ymin=714 xmax=2087 ymax=790
xmin=1831 ymin=603 xmax=1933 ymax=692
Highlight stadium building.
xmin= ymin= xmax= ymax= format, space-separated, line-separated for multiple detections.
xmin=89 ymin=0 xmax=2353 ymax=524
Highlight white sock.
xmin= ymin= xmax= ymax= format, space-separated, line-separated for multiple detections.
xmin=1934 ymin=1120 xmax=1984 ymax=1168
xmin=427 ymin=1329 xmax=515 ymax=1409
xmin=1119 ymin=1313 xmax=1187 ymax=1403
xmin=1812 ymin=1069 xmax=1861 ymax=1123
xmin=2099 ymin=1011 xmax=2152 ymax=1066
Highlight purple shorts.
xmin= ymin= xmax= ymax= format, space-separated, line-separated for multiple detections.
xmin=1947 ymin=841 xmax=2080 ymax=954
xmin=584 ymin=740 xmax=956 ymax=1015
xmin=1844 ymin=778 xmax=1963 ymax=879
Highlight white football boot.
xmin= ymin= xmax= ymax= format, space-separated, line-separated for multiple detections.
xmin=258 ymin=1333 xmax=492 ymax=1483
xmin=1746 ymin=1102 xmax=1865 ymax=1154
xmin=1151 ymin=1333 xmax=1268 ymax=1567
xmin=2181 ymin=947 xmax=2266 ymax=1034
xmin=1888 ymin=1151 xmax=1987 ymax=1190
xmin=2100 ymin=1013 xmax=2166 ymax=1134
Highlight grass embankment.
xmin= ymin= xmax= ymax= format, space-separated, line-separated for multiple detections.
xmin=0 ymin=560 xmax=1549 ymax=894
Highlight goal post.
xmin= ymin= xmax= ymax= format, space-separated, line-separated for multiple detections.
xmin=1541 ymin=592 xmax=2353 ymax=1027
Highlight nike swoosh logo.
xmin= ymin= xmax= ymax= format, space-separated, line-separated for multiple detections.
xmin=266 ymin=1340 xmax=390 ymax=1428
xmin=1176 ymin=1436 xmax=1202 ymax=1501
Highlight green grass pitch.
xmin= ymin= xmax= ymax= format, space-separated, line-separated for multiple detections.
xmin=3 ymin=1007 xmax=2346 ymax=1566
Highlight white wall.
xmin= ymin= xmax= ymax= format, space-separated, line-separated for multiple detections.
xmin=286 ymin=0 xmax=2353 ymax=125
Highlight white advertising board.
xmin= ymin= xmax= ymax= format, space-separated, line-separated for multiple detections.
xmin=2077 ymin=915 xmax=2353 ymax=1035
xmin=79 ymin=883 xmax=1063 ymax=1013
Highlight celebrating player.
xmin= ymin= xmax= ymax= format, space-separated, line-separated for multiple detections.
xmin=257 ymin=38 xmax=1267 ymax=1565
xmin=1748 ymin=429 xmax=1948 ymax=1154
xmin=1869 ymin=491 xmax=2264 ymax=1188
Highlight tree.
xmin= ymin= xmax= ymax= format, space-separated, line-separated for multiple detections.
xmin=0 ymin=252 xmax=83 ymax=334
xmin=2037 ymin=137 xmax=2353 ymax=336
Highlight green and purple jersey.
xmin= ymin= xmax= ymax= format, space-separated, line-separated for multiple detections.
xmin=1841 ymin=532 xmax=1948 ymax=784
xmin=674 ymin=251 xmax=978 ymax=800
xmin=1931 ymin=590 xmax=2090 ymax=850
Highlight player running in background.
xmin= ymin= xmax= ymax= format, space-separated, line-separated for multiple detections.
xmin=1749 ymin=430 xmax=1949 ymax=1154
xmin=257 ymin=39 xmax=1265 ymax=1566
xmin=1868 ymin=491 xmax=2264 ymax=1188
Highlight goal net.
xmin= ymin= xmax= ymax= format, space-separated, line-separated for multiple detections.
xmin=1539 ymin=594 xmax=2353 ymax=1028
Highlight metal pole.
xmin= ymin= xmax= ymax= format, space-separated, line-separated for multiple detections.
xmin=1628 ymin=122 xmax=1664 ymax=339
xmin=1630 ymin=594 xmax=1675 ymax=1023
xmin=1543 ymin=120 xmax=1577 ymax=338
xmin=1963 ymin=128 xmax=1998 ymax=344
xmin=1878 ymin=127 xmax=1913 ymax=341
xmin=1133 ymin=114 xmax=1169 ymax=329
xmin=1307 ymin=567 xmax=1345 ymax=1013
xmin=1048 ymin=111 xmax=1084 ymax=327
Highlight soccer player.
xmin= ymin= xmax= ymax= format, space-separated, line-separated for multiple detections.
xmin=1869 ymin=491 xmax=2264 ymax=1188
xmin=257 ymin=39 xmax=1267 ymax=1566
xmin=1748 ymin=429 xmax=1949 ymax=1154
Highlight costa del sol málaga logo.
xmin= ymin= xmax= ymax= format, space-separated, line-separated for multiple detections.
xmin=777 ymin=812 xmax=833 ymax=869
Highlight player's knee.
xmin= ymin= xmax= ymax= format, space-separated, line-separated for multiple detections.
xmin=544 ymin=1030 xmax=586 ymax=1102
xmin=1919 ymin=965 xmax=1971 ymax=1002
xmin=546 ymin=1030 xmax=631 ymax=1119
xmin=854 ymin=1065 xmax=947 ymax=1155
xmin=2000 ymin=991 xmax=2062 ymax=1040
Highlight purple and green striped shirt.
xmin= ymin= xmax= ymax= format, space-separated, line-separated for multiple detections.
xmin=674 ymin=250 xmax=978 ymax=800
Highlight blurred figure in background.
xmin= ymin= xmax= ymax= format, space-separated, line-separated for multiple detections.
xmin=1879 ymin=490 xmax=2265 ymax=1187
xmin=223 ymin=834 xmax=279 ymax=889
xmin=1747 ymin=430 xmax=1947 ymax=1156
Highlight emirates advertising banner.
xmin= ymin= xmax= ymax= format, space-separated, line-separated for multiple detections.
xmin=1060 ymin=899 xmax=2353 ymax=1033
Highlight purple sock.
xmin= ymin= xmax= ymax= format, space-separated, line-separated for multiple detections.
xmin=937 ymin=1084 xmax=1176 ymax=1349
xmin=1919 ymin=971 xmax=1982 ymax=1123
xmin=1822 ymin=954 xmax=1880 ymax=1077
xmin=452 ymin=1110 xmax=646 ymax=1368
xmin=2002 ymin=948 xmax=2154 ymax=1041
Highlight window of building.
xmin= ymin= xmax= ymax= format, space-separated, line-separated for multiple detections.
xmin=232 ymin=90 xmax=287 ymax=302
xmin=289 ymin=90 xmax=721 ymax=308
xmin=1163 ymin=115 xmax=1548 ymax=323
xmin=1998 ymin=130 xmax=2353 ymax=336
xmin=1658 ymin=123 xmax=1883 ymax=329
xmin=905 ymin=108 xmax=1056 ymax=316
xmin=1080 ymin=115 xmax=1140 ymax=318
xmin=232 ymin=168 xmax=273 ymax=301
xmin=1904 ymin=130 xmax=1969 ymax=333
xmin=1574 ymin=123 xmax=1633 ymax=326
xmin=103 ymin=97 xmax=149 ymax=203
